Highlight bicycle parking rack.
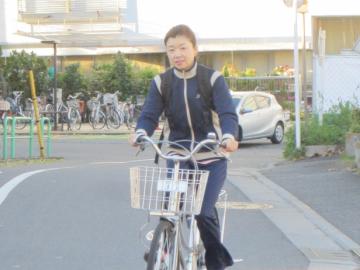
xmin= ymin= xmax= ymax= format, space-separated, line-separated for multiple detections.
xmin=2 ymin=116 xmax=52 ymax=160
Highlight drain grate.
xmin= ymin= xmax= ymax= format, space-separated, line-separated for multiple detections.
xmin=352 ymin=248 xmax=360 ymax=259
xmin=228 ymin=170 xmax=251 ymax=177
xmin=303 ymin=248 xmax=358 ymax=263
xmin=216 ymin=201 xmax=273 ymax=210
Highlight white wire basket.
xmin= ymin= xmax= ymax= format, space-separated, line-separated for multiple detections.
xmin=86 ymin=99 xmax=99 ymax=110
xmin=130 ymin=166 xmax=209 ymax=215
xmin=67 ymin=99 xmax=79 ymax=108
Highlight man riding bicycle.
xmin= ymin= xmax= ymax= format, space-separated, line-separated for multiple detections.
xmin=132 ymin=24 xmax=239 ymax=270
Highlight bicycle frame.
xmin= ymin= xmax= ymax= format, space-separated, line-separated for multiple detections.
xmin=131 ymin=134 xmax=223 ymax=270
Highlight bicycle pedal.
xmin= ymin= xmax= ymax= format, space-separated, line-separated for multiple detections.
xmin=143 ymin=251 xmax=149 ymax=262
xmin=145 ymin=230 xmax=154 ymax=241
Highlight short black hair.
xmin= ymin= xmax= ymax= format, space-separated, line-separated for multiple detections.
xmin=164 ymin=24 xmax=197 ymax=47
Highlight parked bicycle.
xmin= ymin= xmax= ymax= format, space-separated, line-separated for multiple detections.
xmin=130 ymin=133 xmax=227 ymax=270
xmin=3 ymin=91 xmax=27 ymax=129
xmin=102 ymin=91 xmax=123 ymax=129
xmin=87 ymin=91 xmax=106 ymax=129
xmin=24 ymin=96 xmax=46 ymax=119
xmin=45 ymin=93 xmax=82 ymax=131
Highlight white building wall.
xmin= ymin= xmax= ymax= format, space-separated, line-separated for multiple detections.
xmin=309 ymin=0 xmax=360 ymax=16
xmin=0 ymin=0 xmax=40 ymax=52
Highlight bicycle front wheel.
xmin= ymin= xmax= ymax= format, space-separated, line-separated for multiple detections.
xmin=89 ymin=110 xmax=106 ymax=129
xmin=68 ymin=108 xmax=82 ymax=131
xmin=107 ymin=109 xmax=121 ymax=129
xmin=147 ymin=220 xmax=181 ymax=270
xmin=15 ymin=112 xmax=27 ymax=130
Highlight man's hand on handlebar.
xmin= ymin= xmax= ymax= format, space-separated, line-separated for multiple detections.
xmin=130 ymin=130 xmax=147 ymax=147
xmin=221 ymin=137 xmax=239 ymax=153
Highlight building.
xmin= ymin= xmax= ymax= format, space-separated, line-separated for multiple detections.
xmin=2 ymin=0 xmax=360 ymax=111
xmin=310 ymin=0 xmax=360 ymax=112
xmin=1 ymin=0 xmax=312 ymax=77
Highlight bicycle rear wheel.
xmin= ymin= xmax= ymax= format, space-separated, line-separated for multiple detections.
xmin=147 ymin=220 xmax=182 ymax=270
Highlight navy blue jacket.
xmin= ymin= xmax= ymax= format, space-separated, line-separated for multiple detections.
xmin=136 ymin=62 xmax=238 ymax=150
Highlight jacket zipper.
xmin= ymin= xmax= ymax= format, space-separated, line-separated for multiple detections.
xmin=183 ymin=71 xmax=195 ymax=150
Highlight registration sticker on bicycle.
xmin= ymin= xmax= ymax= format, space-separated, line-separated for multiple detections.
xmin=130 ymin=166 xmax=209 ymax=214
xmin=157 ymin=180 xmax=188 ymax=193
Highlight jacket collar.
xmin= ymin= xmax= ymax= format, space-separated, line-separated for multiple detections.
xmin=173 ymin=61 xmax=197 ymax=79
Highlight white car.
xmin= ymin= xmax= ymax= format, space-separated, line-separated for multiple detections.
xmin=231 ymin=90 xmax=286 ymax=144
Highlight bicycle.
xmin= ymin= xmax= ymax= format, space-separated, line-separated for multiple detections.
xmin=102 ymin=91 xmax=123 ymax=129
xmin=87 ymin=91 xmax=106 ymax=129
xmin=45 ymin=93 xmax=82 ymax=131
xmin=4 ymin=91 xmax=27 ymax=129
xmin=130 ymin=133 xmax=226 ymax=270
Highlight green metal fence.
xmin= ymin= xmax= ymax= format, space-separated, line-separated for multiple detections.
xmin=2 ymin=116 xmax=52 ymax=160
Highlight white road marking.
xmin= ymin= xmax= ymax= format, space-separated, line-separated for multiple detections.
xmin=90 ymin=159 xmax=153 ymax=165
xmin=0 ymin=167 xmax=70 ymax=206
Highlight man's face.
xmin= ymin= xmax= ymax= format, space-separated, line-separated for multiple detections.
xmin=166 ymin=35 xmax=197 ymax=71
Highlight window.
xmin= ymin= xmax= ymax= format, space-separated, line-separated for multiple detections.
xmin=255 ymin=95 xmax=270 ymax=109
xmin=243 ymin=96 xmax=257 ymax=111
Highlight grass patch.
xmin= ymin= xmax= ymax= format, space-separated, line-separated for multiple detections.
xmin=0 ymin=157 xmax=64 ymax=167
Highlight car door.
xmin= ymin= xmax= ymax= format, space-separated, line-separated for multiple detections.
xmin=239 ymin=95 xmax=260 ymax=139
xmin=254 ymin=94 xmax=274 ymax=137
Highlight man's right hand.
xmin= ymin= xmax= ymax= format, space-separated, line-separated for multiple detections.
xmin=129 ymin=129 xmax=147 ymax=147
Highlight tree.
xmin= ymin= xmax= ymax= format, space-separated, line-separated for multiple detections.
xmin=0 ymin=46 xmax=7 ymax=96
xmin=132 ymin=66 xmax=158 ymax=98
xmin=85 ymin=63 xmax=112 ymax=95
xmin=106 ymin=52 xmax=133 ymax=99
xmin=3 ymin=50 xmax=49 ymax=97
xmin=58 ymin=63 xmax=85 ymax=98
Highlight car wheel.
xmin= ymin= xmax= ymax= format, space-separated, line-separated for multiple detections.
xmin=271 ymin=122 xmax=284 ymax=144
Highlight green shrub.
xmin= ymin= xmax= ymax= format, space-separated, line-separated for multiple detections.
xmin=58 ymin=63 xmax=86 ymax=98
xmin=283 ymin=101 xmax=353 ymax=159
xmin=350 ymin=108 xmax=360 ymax=133
xmin=283 ymin=125 xmax=305 ymax=159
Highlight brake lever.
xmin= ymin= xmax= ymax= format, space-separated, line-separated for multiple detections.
xmin=135 ymin=142 xmax=146 ymax=156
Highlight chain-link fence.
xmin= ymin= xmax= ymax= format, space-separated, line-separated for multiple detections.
xmin=313 ymin=55 xmax=360 ymax=113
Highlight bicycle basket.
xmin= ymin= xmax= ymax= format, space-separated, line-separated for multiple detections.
xmin=86 ymin=100 xmax=98 ymax=110
xmin=130 ymin=166 xmax=209 ymax=215
xmin=102 ymin=93 xmax=114 ymax=105
xmin=67 ymin=99 xmax=79 ymax=108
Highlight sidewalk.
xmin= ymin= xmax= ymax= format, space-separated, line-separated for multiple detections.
xmin=229 ymin=156 xmax=360 ymax=269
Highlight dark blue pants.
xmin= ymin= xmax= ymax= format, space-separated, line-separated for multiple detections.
xmin=167 ymin=159 xmax=234 ymax=270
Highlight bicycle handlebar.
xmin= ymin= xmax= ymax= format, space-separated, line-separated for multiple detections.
xmin=67 ymin=93 xmax=81 ymax=100
xmin=136 ymin=133 xmax=221 ymax=162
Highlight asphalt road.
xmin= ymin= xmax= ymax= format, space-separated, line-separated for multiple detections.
xmin=1 ymin=136 xmax=359 ymax=269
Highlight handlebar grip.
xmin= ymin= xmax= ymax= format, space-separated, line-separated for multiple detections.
xmin=134 ymin=131 xmax=147 ymax=144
